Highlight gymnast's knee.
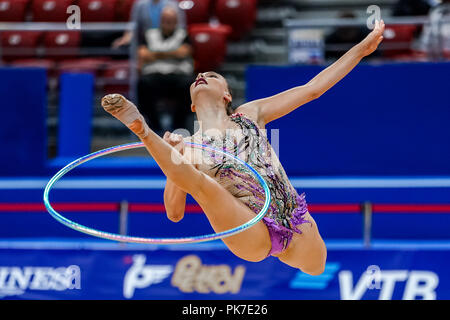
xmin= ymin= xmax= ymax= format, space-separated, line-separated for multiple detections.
xmin=301 ymin=261 xmax=326 ymax=276
xmin=171 ymin=166 xmax=206 ymax=196
xmin=245 ymin=255 xmax=266 ymax=263
xmin=299 ymin=248 xmax=327 ymax=276
xmin=232 ymin=246 xmax=268 ymax=263
xmin=279 ymin=241 xmax=327 ymax=275
xmin=194 ymin=173 xmax=220 ymax=199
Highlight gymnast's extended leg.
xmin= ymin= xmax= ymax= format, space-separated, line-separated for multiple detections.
xmin=101 ymin=94 xmax=272 ymax=262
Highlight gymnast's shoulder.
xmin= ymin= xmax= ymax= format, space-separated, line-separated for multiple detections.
xmin=234 ymin=101 xmax=266 ymax=129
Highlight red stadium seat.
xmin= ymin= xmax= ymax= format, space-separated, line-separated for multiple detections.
xmin=32 ymin=0 xmax=74 ymax=22
xmin=78 ymin=0 xmax=118 ymax=22
xmin=0 ymin=0 xmax=29 ymax=22
xmin=214 ymin=0 xmax=257 ymax=40
xmin=43 ymin=31 xmax=81 ymax=59
xmin=444 ymin=50 xmax=450 ymax=59
xmin=178 ymin=0 xmax=211 ymax=26
xmin=115 ymin=0 xmax=136 ymax=21
xmin=57 ymin=57 xmax=111 ymax=77
xmin=9 ymin=58 xmax=56 ymax=68
xmin=0 ymin=31 xmax=43 ymax=61
xmin=9 ymin=58 xmax=57 ymax=76
xmin=100 ymin=60 xmax=130 ymax=94
xmin=382 ymin=25 xmax=418 ymax=58
xmin=188 ymin=23 xmax=231 ymax=72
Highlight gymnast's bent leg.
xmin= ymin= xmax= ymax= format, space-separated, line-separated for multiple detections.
xmin=102 ymin=94 xmax=272 ymax=262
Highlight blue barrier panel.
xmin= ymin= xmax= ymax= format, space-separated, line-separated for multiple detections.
xmin=0 ymin=242 xmax=449 ymax=300
xmin=246 ymin=63 xmax=450 ymax=176
xmin=372 ymin=213 xmax=450 ymax=239
xmin=0 ymin=68 xmax=47 ymax=176
xmin=57 ymin=73 xmax=94 ymax=159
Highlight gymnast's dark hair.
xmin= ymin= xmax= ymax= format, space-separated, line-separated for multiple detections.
xmin=226 ymin=85 xmax=234 ymax=116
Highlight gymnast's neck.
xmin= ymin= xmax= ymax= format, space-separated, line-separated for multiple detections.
xmin=193 ymin=100 xmax=233 ymax=133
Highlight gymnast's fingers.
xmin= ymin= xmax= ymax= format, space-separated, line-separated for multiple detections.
xmin=163 ymin=131 xmax=171 ymax=141
xmin=170 ymin=133 xmax=183 ymax=143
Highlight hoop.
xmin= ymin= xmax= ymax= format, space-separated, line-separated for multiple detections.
xmin=43 ymin=142 xmax=271 ymax=244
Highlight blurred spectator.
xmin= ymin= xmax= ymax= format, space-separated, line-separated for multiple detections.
xmin=414 ymin=0 xmax=450 ymax=58
xmin=112 ymin=0 xmax=185 ymax=49
xmin=325 ymin=12 xmax=371 ymax=60
xmin=392 ymin=0 xmax=439 ymax=16
xmin=137 ymin=5 xmax=194 ymax=134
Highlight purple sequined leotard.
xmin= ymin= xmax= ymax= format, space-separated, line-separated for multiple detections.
xmin=192 ymin=113 xmax=310 ymax=256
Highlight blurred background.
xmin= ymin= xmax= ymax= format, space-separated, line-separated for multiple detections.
xmin=0 ymin=0 xmax=449 ymax=300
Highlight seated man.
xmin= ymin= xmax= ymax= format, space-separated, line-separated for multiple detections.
xmin=112 ymin=0 xmax=185 ymax=49
xmin=137 ymin=5 xmax=194 ymax=134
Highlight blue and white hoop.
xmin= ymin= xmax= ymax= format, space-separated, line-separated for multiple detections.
xmin=43 ymin=142 xmax=271 ymax=244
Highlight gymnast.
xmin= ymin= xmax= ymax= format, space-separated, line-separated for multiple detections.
xmin=102 ymin=20 xmax=385 ymax=275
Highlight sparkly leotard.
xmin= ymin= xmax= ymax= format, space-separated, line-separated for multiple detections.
xmin=191 ymin=113 xmax=310 ymax=256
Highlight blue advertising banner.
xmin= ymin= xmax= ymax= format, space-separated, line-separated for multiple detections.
xmin=246 ymin=63 xmax=450 ymax=176
xmin=0 ymin=244 xmax=449 ymax=300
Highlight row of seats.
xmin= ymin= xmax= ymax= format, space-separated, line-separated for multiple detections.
xmin=0 ymin=0 xmax=259 ymax=71
xmin=182 ymin=0 xmax=258 ymax=40
xmin=7 ymin=57 xmax=131 ymax=94
xmin=0 ymin=0 xmax=136 ymax=22
xmin=0 ymin=0 xmax=258 ymax=39
xmin=0 ymin=25 xmax=427 ymax=77
xmin=1 ymin=24 xmax=231 ymax=88
xmin=0 ymin=24 xmax=231 ymax=71
xmin=1 ymin=30 xmax=81 ymax=60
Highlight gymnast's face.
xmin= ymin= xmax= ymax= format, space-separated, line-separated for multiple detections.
xmin=190 ymin=71 xmax=232 ymax=112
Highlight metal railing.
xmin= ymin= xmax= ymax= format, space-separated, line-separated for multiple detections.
xmin=23 ymin=199 xmax=450 ymax=248
xmin=0 ymin=22 xmax=138 ymax=100
xmin=3 ymin=198 xmax=450 ymax=245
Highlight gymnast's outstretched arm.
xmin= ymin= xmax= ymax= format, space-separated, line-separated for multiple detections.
xmin=237 ymin=20 xmax=385 ymax=126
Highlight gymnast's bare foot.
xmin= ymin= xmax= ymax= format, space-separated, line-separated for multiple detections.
xmin=101 ymin=94 xmax=150 ymax=138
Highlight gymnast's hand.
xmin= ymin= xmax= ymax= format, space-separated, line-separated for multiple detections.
xmin=163 ymin=132 xmax=185 ymax=155
xmin=359 ymin=19 xmax=385 ymax=57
